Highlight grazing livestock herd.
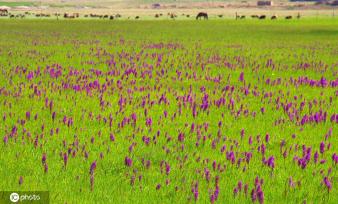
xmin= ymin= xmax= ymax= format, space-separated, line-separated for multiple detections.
xmin=0 ymin=10 xmax=302 ymax=20
xmin=246 ymin=13 xmax=301 ymax=20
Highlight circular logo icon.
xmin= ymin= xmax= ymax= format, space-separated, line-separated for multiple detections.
xmin=9 ymin=193 xmax=20 ymax=203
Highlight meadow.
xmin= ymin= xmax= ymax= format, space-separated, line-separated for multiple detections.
xmin=0 ymin=18 xmax=337 ymax=203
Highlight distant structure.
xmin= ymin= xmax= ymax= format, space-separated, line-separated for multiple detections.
xmin=152 ymin=3 xmax=161 ymax=9
xmin=331 ymin=0 xmax=338 ymax=5
xmin=313 ymin=0 xmax=329 ymax=5
xmin=257 ymin=1 xmax=273 ymax=6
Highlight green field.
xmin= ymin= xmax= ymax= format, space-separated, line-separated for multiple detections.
xmin=0 ymin=19 xmax=337 ymax=204
xmin=0 ymin=1 xmax=35 ymax=7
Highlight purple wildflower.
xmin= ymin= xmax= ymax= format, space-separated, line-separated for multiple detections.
xmin=3 ymin=135 xmax=8 ymax=145
xmin=323 ymin=177 xmax=332 ymax=192
xmin=42 ymin=153 xmax=47 ymax=165
xmin=125 ymin=156 xmax=132 ymax=167
xmin=63 ymin=153 xmax=68 ymax=169
xmin=19 ymin=176 xmax=23 ymax=185
xmin=90 ymin=161 xmax=97 ymax=175
xmin=320 ymin=142 xmax=325 ymax=154
xmin=239 ymin=72 xmax=244 ymax=82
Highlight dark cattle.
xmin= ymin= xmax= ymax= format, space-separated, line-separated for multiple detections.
xmin=251 ymin=15 xmax=259 ymax=18
xmin=186 ymin=14 xmax=190 ymax=18
xmin=218 ymin=15 xmax=223 ymax=18
xmin=236 ymin=13 xmax=245 ymax=20
xmin=110 ymin=15 xmax=114 ymax=20
xmin=285 ymin=16 xmax=292 ymax=19
xmin=16 ymin=14 xmax=25 ymax=18
xmin=271 ymin=15 xmax=277 ymax=20
xmin=170 ymin=13 xmax=177 ymax=19
xmin=259 ymin=15 xmax=266 ymax=19
xmin=196 ymin=12 xmax=208 ymax=20
xmin=155 ymin=14 xmax=160 ymax=18
xmin=135 ymin=16 xmax=140 ymax=19
xmin=64 ymin=13 xmax=75 ymax=19
xmin=115 ymin=14 xmax=122 ymax=18
xmin=84 ymin=14 xmax=88 ymax=18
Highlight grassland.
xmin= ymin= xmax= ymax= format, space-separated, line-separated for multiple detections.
xmin=0 ymin=1 xmax=35 ymax=7
xmin=0 ymin=19 xmax=337 ymax=203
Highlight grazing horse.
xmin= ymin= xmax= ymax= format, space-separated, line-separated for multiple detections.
xmin=259 ymin=15 xmax=266 ymax=19
xmin=285 ymin=16 xmax=292 ymax=19
xmin=0 ymin=9 xmax=8 ymax=14
xmin=196 ymin=12 xmax=208 ymax=20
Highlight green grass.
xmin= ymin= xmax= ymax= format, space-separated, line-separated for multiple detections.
xmin=0 ymin=19 xmax=337 ymax=204
xmin=0 ymin=1 xmax=35 ymax=7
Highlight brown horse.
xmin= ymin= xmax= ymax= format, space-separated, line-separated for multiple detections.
xmin=196 ymin=12 xmax=208 ymax=20
xmin=0 ymin=9 xmax=8 ymax=14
